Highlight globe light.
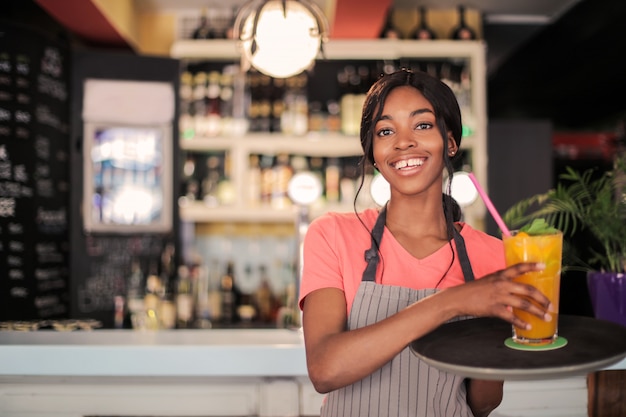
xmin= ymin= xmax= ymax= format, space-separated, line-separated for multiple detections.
xmin=448 ymin=171 xmax=479 ymax=207
xmin=234 ymin=0 xmax=329 ymax=78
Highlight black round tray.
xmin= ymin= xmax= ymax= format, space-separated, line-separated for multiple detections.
xmin=409 ymin=315 xmax=626 ymax=380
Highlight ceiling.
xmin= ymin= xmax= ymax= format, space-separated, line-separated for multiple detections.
xmin=6 ymin=0 xmax=626 ymax=130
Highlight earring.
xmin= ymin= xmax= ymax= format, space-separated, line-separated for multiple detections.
xmin=449 ymin=151 xmax=455 ymax=156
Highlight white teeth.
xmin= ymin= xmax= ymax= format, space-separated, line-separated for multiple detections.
xmin=393 ymin=158 xmax=424 ymax=169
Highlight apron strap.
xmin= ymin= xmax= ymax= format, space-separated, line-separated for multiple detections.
xmin=362 ymin=205 xmax=387 ymax=282
xmin=453 ymin=228 xmax=475 ymax=282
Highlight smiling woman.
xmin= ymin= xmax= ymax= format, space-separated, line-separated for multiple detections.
xmin=298 ymin=69 xmax=554 ymax=417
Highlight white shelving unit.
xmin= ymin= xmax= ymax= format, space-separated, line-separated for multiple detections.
xmin=179 ymin=133 xmax=363 ymax=223
xmin=172 ymin=39 xmax=488 ymax=229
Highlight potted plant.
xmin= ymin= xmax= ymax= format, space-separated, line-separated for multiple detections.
xmin=503 ymin=153 xmax=626 ymax=326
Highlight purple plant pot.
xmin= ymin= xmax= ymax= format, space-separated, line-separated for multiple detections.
xmin=587 ymin=271 xmax=626 ymax=327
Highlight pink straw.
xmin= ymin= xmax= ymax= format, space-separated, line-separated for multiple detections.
xmin=468 ymin=173 xmax=511 ymax=237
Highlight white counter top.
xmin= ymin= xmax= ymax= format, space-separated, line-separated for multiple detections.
xmin=0 ymin=328 xmax=308 ymax=377
xmin=0 ymin=327 xmax=623 ymax=379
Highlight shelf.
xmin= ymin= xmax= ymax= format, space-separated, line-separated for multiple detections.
xmin=179 ymin=201 xmax=356 ymax=223
xmin=170 ymin=39 xmax=486 ymax=62
xmin=180 ymin=133 xmax=362 ymax=156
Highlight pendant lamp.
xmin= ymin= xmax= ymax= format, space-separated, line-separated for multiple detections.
xmin=234 ymin=0 xmax=329 ymax=78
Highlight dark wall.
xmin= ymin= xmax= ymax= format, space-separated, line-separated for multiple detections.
xmin=487 ymin=119 xmax=553 ymax=236
xmin=487 ymin=0 xmax=626 ymax=130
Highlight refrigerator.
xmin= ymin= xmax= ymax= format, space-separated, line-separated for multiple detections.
xmin=69 ymin=49 xmax=181 ymax=328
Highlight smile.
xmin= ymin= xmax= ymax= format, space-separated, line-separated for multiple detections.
xmin=392 ymin=158 xmax=425 ymax=170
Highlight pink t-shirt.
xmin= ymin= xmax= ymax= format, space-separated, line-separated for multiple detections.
xmin=299 ymin=208 xmax=506 ymax=314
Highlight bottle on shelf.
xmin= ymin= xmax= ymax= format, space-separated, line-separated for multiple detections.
xmin=179 ymin=71 xmax=195 ymax=140
xmin=175 ymin=265 xmax=195 ymax=329
xmin=201 ymin=155 xmax=221 ymax=206
xmin=158 ymin=243 xmax=177 ymax=329
xmin=281 ymin=74 xmax=308 ymax=136
xmin=194 ymin=263 xmax=212 ymax=329
xmin=259 ymin=154 xmax=275 ymax=205
xmin=126 ymin=260 xmax=145 ymax=329
xmin=450 ymin=5 xmax=477 ymax=40
xmin=378 ymin=6 xmax=402 ymax=39
xmin=204 ymin=71 xmax=222 ymax=137
xmin=219 ymin=261 xmax=239 ymax=325
xmin=216 ymin=151 xmax=235 ymax=205
xmin=247 ymin=154 xmax=262 ymax=206
xmin=410 ymin=6 xmax=437 ymax=40
xmin=271 ymin=153 xmax=294 ymax=209
xmin=192 ymin=8 xmax=220 ymax=39
xmin=253 ymin=265 xmax=275 ymax=324
xmin=192 ymin=72 xmax=209 ymax=137
xmin=143 ymin=263 xmax=162 ymax=330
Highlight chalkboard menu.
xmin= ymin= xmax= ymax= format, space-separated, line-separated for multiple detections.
xmin=0 ymin=22 xmax=70 ymax=320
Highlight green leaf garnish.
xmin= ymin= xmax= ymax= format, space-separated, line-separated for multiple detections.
xmin=519 ymin=218 xmax=559 ymax=235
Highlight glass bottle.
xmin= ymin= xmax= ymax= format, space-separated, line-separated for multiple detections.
xmin=410 ymin=6 xmax=436 ymax=40
xmin=378 ymin=7 xmax=401 ymax=39
xmin=450 ymin=6 xmax=476 ymax=40
xmin=220 ymin=261 xmax=238 ymax=325
xmin=176 ymin=265 xmax=195 ymax=328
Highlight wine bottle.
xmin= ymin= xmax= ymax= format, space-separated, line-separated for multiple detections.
xmin=176 ymin=265 xmax=195 ymax=329
xmin=450 ymin=6 xmax=476 ymax=40
xmin=192 ymin=8 xmax=213 ymax=39
xmin=378 ymin=7 xmax=401 ymax=39
xmin=220 ymin=261 xmax=238 ymax=325
xmin=410 ymin=6 xmax=436 ymax=40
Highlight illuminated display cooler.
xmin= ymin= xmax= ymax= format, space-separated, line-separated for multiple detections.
xmin=83 ymin=124 xmax=173 ymax=234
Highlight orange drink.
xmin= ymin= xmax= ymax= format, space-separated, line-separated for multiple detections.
xmin=503 ymin=230 xmax=563 ymax=345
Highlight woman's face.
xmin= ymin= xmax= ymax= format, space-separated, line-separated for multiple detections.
xmin=372 ymin=85 xmax=457 ymax=199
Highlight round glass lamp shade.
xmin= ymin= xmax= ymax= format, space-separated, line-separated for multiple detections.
xmin=239 ymin=0 xmax=325 ymax=78
xmin=448 ymin=171 xmax=479 ymax=207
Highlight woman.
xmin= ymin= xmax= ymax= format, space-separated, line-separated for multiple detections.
xmin=298 ymin=69 xmax=552 ymax=417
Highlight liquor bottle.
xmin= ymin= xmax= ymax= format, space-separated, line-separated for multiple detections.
xmin=259 ymin=154 xmax=275 ymax=205
xmin=325 ymin=157 xmax=341 ymax=204
xmin=378 ymin=7 xmax=401 ymax=39
xmin=410 ymin=6 xmax=436 ymax=40
xmin=247 ymin=154 xmax=262 ymax=206
xmin=271 ymin=153 xmax=294 ymax=209
xmin=218 ymin=69 xmax=234 ymax=135
xmin=339 ymin=66 xmax=359 ymax=136
xmin=192 ymin=72 xmax=209 ymax=137
xmin=179 ymin=71 xmax=195 ymax=140
xmin=216 ymin=151 xmax=235 ymax=206
xmin=220 ymin=261 xmax=238 ymax=325
xmin=126 ymin=260 xmax=145 ymax=328
xmin=201 ymin=155 xmax=221 ymax=206
xmin=192 ymin=8 xmax=217 ymax=39
xmin=194 ymin=263 xmax=212 ymax=329
xmin=450 ymin=5 xmax=476 ymax=40
xmin=253 ymin=265 xmax=274 ymax=324
xmin=176 ymin=265 xmax=195 ymax=328
xmin=143 ymin=262 xmax=161 ymax=330
xmin=158 ymin=243 xmax=177 ymax=330
xmin=204 ymin=71 xmax=222 ymax=137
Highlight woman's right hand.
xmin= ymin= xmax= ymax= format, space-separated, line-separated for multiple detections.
xmin=441 ymin=262 xmax=552 ymax=331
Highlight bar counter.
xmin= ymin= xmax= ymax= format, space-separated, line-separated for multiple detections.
xmin=0 ymin=328 xmax=308 ymax=377
xmin=0 ymin=328 xmax=624 ymax=416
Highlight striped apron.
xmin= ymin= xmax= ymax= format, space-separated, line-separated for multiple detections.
xmin=321 ymin=206 xmax=476 ymax=417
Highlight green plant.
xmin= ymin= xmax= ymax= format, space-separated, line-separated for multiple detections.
xmin=503 ymin=154 xmax=626 ymax=273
